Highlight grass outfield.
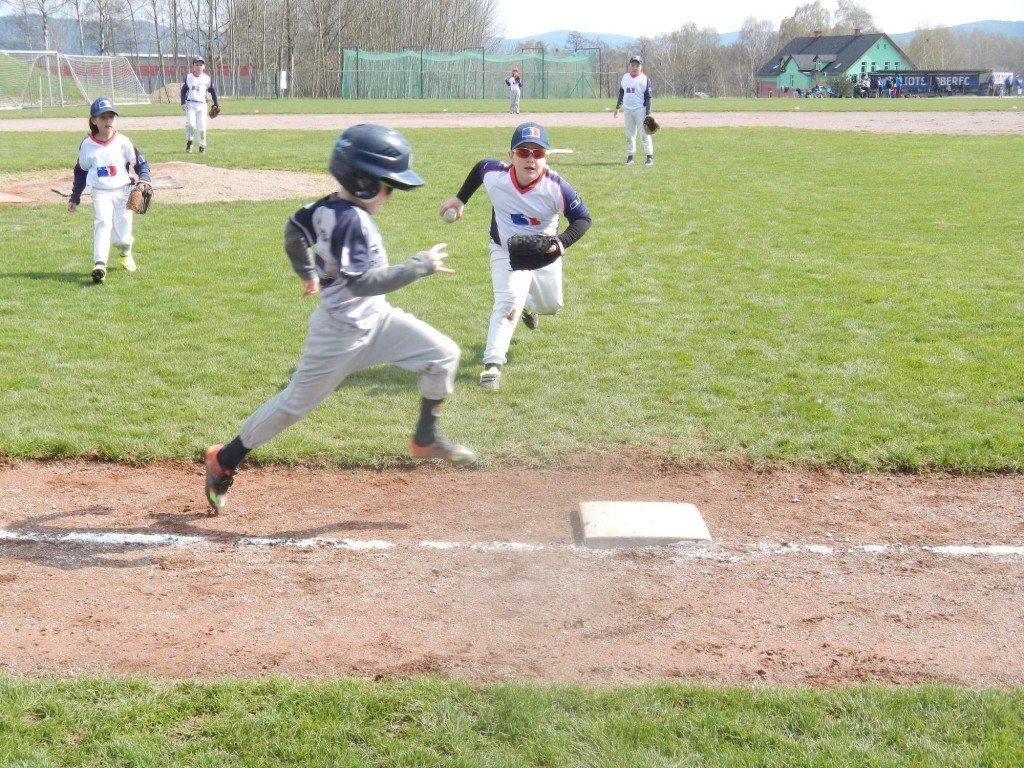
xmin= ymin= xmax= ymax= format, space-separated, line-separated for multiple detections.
xmin=2 ymin=119 xmax=1022 ymax=762
xmin=1 ymin=95 xmax=1023 ymax=120
xmin=2 ymin=125 xmax=1023 ymax=469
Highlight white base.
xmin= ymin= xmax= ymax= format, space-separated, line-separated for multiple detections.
xmin=579 ymin=500 xmax=711 ymax=549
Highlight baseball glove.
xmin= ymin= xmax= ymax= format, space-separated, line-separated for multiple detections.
xmin=127 ymin=183 xmax=153 ymax=215
xmin=643 ymin=114 xmax=660 ymax=135
xmin=507 ymin=234 xmax=561 ymax=271
xmin=209 ymin=104 xmax=221 ymax=118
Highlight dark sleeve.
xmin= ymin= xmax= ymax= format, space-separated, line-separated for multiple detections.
xmin=132 ymin=148 xmax=151 ymax=184
xmin=209 ymin=82 xmax=219 ymax=107
xmin=180 ymin=83 xmax=187 ymax=105
xmin=69 ymin=162 xmax=86 ymax=205
xmin=615 ymin=86 xmax=624 ymax=109
xmin=557 ymin=215 xmax=591 ymax=250
xmin=284 ymin=218 xmax=317 ymax=281
xmin=644 ymin=79 xmax=653 ymax=114
xmin=347 ymin=252 xmax=436 ymax=297
xmin=554 ymin=177 xmax=591 ymax=250
xmin=455 ymin=160 xmax=488 ymax=203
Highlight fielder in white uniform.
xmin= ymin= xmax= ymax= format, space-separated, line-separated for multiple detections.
xmin=505 ymin=68 xmax=522 ymax=114
xmin=614 ymin=54 xmax=654 ymax=166
xmin=180 ymin=56 xmax=220 ymax=154
xmin=67 ymin=97 xmax=152 ymax=284
xmin=439 ymin=122 xmax=592 ymax=392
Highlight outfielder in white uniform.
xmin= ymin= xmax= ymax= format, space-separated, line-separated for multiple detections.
xmin=67 ymin=97 xmax=152 ymax=284
xmin=614 ymin=54 xmax=654 ymax=166
xmin=439 ymin=122 xmax=592 ymax=392
xmin=202 ymin=124 xmax=474 ymax=515
xmin=505 ymin=68 xmax=522 ymax=114
xmin=180 ymin=56 xmax=220 ymax=155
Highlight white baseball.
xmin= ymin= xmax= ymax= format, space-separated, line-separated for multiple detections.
xmin=442 ymin=208 xmax=458 ymax=223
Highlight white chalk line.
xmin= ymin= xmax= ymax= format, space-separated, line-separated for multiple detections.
xmin=0 ymin=529 xmax=1022 ymax=560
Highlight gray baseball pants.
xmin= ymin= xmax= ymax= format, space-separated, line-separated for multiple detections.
xmin=239 ymin=304 xmax=460 ymax=450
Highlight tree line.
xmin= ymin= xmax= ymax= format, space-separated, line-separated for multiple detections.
xmin=1 ymin=0 xmax=1022 ymax=98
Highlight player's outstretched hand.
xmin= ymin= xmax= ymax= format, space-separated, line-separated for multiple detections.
xmin=301 ymin=276 xmax=320 ymax=297
xmin=426 ymin=243 xmax=453 ymax=275
xmin=67 ymin=201 xmax=77 ymax=212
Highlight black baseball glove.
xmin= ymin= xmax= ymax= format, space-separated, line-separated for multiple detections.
xmin=643 ymin=114 xmax=660 ymax=134
xmin=507 ymin=234 xmax=561 ymax=270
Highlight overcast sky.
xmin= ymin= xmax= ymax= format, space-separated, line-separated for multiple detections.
xmin=497 ymin=1 xmax=1023 ymax=40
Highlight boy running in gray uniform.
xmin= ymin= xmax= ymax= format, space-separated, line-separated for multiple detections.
xmin=203 ymin=124 xmax=474 ymax=514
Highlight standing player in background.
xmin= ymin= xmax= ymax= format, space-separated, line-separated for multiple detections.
xmin=67 ymin=97 xmax=151 ymax=284
xmin=505 ymin=67 xmax=522 ymax=114
xmin=180 ymin=56 xmax=219 ymax=155
xmin=203 ymin=124 xmax=474 ymax=515
xmin=613 ymin=54 xmax=654 ymax=166
xmin=438 ymin=122 xmax=591 ymax=392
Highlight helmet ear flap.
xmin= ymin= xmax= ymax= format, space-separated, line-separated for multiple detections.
xmin=349 ymin=174 xmax=380 ymax=200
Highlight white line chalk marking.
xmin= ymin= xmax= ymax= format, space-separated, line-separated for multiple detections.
xmin=1 ymin=529 xmax=1022 ymax=559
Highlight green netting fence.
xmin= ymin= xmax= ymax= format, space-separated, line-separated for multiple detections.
xmin=340 ymin=50 xmax=599 ymax=99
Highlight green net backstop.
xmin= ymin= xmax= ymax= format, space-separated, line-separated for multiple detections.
xmin=340 ymin=49 xmax=599 ymax=100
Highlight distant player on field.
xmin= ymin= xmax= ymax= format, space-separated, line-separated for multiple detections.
xmin=613 ymin=54 xmax=654 ymax=166
xmin=180 ymin=56 xmax=220 ymax=155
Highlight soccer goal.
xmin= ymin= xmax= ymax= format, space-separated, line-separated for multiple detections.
xmin=0 ymin=50 xmax=150 ymax=110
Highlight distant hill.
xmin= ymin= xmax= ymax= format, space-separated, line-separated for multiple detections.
xmin=499 ymin=30 xmax=638 ymax=51
xmin=503 ymin=20 xmax=1024 ymax=50
xmin=888 ymin=19 xmax=1024 ymax=44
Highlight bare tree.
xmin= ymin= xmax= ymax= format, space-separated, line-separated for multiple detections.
xmin=961 ymin=28 xmax=1024 ymax=69
xmin=737 ymin=16 xmax=779 ymax=95
xmin=905 ymin=26 xmax=964 ymax=70
xmin=779 ymin=2 xmax=832 ymax=40
xmin=833 ymin=1 xmax=876 ymax=34
xmin=13 ymin=0 xmax=68 ymax=49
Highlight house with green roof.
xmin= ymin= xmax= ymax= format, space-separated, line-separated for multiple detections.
xmin=756 ymin=30 xmax=914 ymax=97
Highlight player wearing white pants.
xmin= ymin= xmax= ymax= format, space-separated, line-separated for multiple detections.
xmin=67 ymin=96 xmax=151 ymax=283
xmin=622 ymin=106 xmax=653 ymax=159
xmin=180 ymin=56 xmax=219 ymax=154
xmin=184 ymin=100 xmax=208 ymax=149
xmin=89 ymin=186 xmax=134 ymax=266
xmin=439 ymin=122 xmax=592 ymax=391
xmin=505 ymin=68 xmax=522 ymax=114
xmin=484 ymin=241 xmax=562 ymax=366
xmin=614 ymin=54 xmax=654 ymax=166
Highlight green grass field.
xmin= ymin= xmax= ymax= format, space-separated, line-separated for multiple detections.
xmin=2 ymin=94 xmax=1023 ymax=120
xmin=1 ymin=104 xmax=1022 ymax=764
xmin=1 ymin=676 xmax=1021 ymax=767
xmin=2 ymin=120 xmax=1023 ymax=470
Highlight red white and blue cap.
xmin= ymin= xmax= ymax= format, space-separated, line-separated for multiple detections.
xmin=510 ymin=122 xmax=549 ymax=150
xmin=90 ymin=97 xmax=117 ymax=117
